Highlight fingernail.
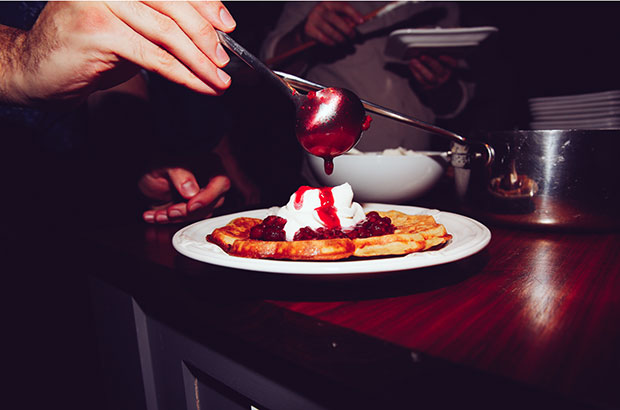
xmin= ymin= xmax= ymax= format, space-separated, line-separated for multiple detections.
xmin=188 ymin=202 xmax=203 ymax=212
xmin=217 ymin=68 xmax=231 ymax=85
xmin=219 ymin=8 xmax=236 ymax=29
xmin=216 ymin=43 xmax=229 ymax=65
xmin=144 ymin=213 xmax=154 ymax=222
xmin=169 ymin=209 xmax=182 ymax=218
xmin=182 ymin=181 xmax=199 ymax=196
xmin=155 ymin=213 xmax=168 ymax=223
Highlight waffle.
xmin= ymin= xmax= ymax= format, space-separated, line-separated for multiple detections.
xmin=352 ymin=211 xmax=451 ymax=257
xmin=206 ymin=210 xmax=451 ymax=261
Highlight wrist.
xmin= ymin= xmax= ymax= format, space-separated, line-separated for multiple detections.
xmin=0 ymin=26 xmax=29 ymax=106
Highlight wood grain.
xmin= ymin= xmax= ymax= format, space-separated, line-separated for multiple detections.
xmin=270 ymin=227 xmax=620 ymax=407
xmin=90 ymin=214 xmax=620 ymax=408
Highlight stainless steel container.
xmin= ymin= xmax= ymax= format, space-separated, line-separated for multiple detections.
xmin=453 ymin=130 xmax=620 ymax=231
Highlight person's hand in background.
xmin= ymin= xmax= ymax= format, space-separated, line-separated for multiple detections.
xmin=139 ymin=168 xmax=230 ymax=224
xmin=408 ymin=54 xmax=458 ymax=91
xmin=302 ymin=1 xmax=363 ymax=46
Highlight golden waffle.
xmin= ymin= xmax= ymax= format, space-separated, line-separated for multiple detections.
xmin=229 ymin=237 xmax=355 ymax=261
xmin=352 ymin=211 xmax=452 ymax=257
xmin=206 ymin=217 xmax=260 ymax=252
xmin=206 ymin=211 xmax=451 ymax=261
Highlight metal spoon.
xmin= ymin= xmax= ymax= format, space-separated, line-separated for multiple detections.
xmin=275 ymin=70 xmax=495 ymax=167
xmin=216 ymin=31 xmax=367 ymax=174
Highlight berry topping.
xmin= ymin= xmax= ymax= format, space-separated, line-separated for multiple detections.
xmin=251 ymin=212 xmax=395 ymax=242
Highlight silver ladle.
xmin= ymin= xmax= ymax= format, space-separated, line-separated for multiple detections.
xmin=275 ymin=70 xmax=495 ymax=168
xmin=216 ymin=31 xmax=368 ymax=174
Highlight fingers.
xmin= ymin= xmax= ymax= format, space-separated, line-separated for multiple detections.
xmin=166 ymin=167 xmax=200 ymax=199
xmin=186 ymin=175 xmax=230 ymax=213
xmin=409 ymin=58 xmax=434 ymax=85
xmin=137 ymin=171 xmax=173 ymax=202
xmin=143 ymin=175 xmax=231 ymax=224
xmin=438 ymin=54 xmax=458 ymax=68
xmin=306 ymin=1 xmax=363 ymax=45
xmin=144 ymin=1 xmax=231 ymax=67
xmin=324 ymin=2 xmax=364 ymax=26
xmin=408 ymin=54 xmax=454 ymax=90
xmin=105 ymin=1 xmax=232 ymax=95
xmin=187 ymin=1 xmax=236 ymax=33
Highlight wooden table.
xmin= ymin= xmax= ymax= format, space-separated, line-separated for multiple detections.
xmin=86 ymin=209 xmax=620 ymax=409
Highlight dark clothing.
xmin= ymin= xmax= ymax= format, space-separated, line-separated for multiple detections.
xmin=0 ymin=1 xmax=87 ymax=153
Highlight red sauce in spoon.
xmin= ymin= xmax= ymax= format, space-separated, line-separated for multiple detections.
xmin=295 ymin=87 xmax=371 ymax=175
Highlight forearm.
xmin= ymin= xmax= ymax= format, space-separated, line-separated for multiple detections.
xmin=0 ymin=24 xmax=27 ymax=105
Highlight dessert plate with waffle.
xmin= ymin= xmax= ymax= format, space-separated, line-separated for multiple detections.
xmin=173 ymin=183 xmax=490 ymax=275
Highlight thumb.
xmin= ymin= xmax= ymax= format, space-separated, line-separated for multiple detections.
xmin=167 ymin=167 xmax=200 ymax=199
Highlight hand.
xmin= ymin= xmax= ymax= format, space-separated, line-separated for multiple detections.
xmin=139 ymin=168 xmax=230 ymax=224
xmin=408 ymin=54 xmax=458 ymax=91
xmin=2 ymin=1 xmax=236 ymax=106
xmin=303 ymin=2 xmax=364 ymax=46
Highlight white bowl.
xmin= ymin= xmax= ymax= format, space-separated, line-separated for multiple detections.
xmin=307 ymin=151 xmax=446 ymax=203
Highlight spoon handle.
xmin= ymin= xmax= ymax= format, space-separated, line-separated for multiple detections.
xmin=216 ymin=31 xmax=299 ymax=101
xmin=275 ymin=70 xmax=494 ymax=166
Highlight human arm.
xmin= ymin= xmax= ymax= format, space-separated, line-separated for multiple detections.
xmin=261 ymin=1 xmax=363 ymax=71
xmin=0 ymin=1 xmax=236 ymax=108
xmin=274 ymin=1 xmax=363 ymax=53
xmin=88 ymin=73 xmax=232 ymax=225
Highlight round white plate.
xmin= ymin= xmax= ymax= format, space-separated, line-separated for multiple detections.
xmin=528 ymin=90 xmax=620 ymax=105
xmin=531 ymin=107 xmax=620 ymax=121
xmin=384 ymin=26 xmax=498 ymax=60
xmin=530 ymin=117 xmax=620 ymax=129
xmin=529 ymin=99 xmax=620 ymax=114
xmin=172 ymin=204 xmax=491 ymax=275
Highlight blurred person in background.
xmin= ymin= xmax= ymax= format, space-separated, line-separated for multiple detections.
xmin=261 ymin=1 xmax=474 ymax=153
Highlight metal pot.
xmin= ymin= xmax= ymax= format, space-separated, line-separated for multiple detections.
xmin=452 ymin=130 xmax=620 ymax=231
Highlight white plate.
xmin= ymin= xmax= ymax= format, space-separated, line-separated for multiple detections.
xmin=531 ymin=108 xmax=620 ymax=121
xmin=530 ymin=101 xmax=620 ymax=116
xmin=172 ymin=204 xmax=491 ymax=275
xmin=530 ymin=117 xmax=620 ymax=129
xmin=529 ymin=99 xmax=620 ymax=114
xmin=385 ymin=26 xmax=498 ymax=60
xmin=529 ymin=90 xmax=620 ymax=105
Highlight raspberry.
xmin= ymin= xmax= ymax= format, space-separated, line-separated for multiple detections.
xmin=250 ymin=216 xmax=287 ymax=241
xmin=294 ymin=227 xmax=317 ymax=241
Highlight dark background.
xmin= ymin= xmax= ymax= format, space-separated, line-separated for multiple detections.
xmin=456 ymin=1 xmax=620 ymax=132
xmin=4 ymin=2 xmax=620 ymax=409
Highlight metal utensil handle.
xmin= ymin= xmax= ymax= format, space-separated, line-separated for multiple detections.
xmin=275 ymin=70 xmax=494 ymax=166
xmin=216 ymin=31 xmax=298 ymax=100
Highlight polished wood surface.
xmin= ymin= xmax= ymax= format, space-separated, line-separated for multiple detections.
xmin=270 ymin=228 xmax=620 ymax=407
xmin=88 ymin=210 xmax=620 ymax=408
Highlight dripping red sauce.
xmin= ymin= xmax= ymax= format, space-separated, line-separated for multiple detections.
xmin=297 ymin=91 xmax=372 ymax=176
xmin=294 ymin=186 xmax=340 ymax=229
xmin=362 ymin=114 xmax=372 ymax=131
xmin=301 ymin=116 xmax=372 ymax=175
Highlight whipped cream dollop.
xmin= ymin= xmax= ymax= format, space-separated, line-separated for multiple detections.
xmin=271 ymin=183 xmax=365 ymax=241
xmin=348 ymin=147 xmax=417 ymax=156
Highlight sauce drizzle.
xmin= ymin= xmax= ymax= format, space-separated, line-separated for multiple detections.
xmin=294 ymin=186 xmax=340 ymax=228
